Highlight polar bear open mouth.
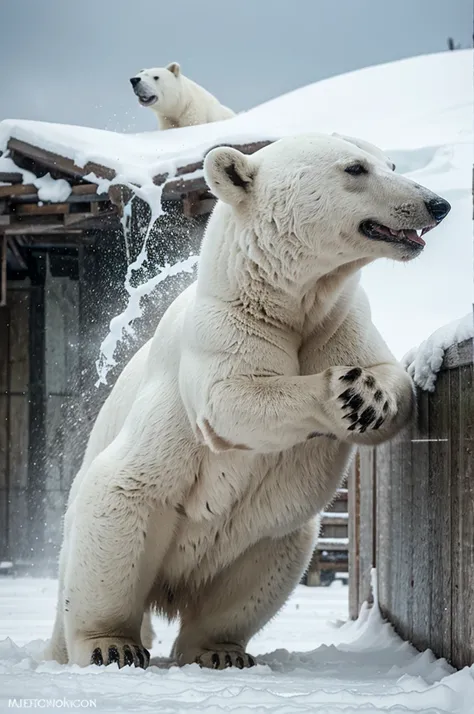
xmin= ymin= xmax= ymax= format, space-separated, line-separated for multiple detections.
xmin=360 ymin=220 xmax=435 ymax=248
xmin=138 ymin=95 xmax=158 ymax=107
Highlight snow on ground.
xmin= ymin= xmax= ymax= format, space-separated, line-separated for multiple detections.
xmin=0 ymin=49 xmax=471 ymax=359
xmin=0 ymin=578 xmax=473 ymax=713
xmin=403 ymin=313 xmax=473 ymax=391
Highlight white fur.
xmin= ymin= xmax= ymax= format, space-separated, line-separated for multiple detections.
xmin=130 ymin=62 xmax=235 ymax=129
xmin=47 ymin=133 xmax=449 ymax=669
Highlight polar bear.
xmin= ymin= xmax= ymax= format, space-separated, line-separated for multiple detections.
xmin=130 ymin=62 xmax=235 ymax=129
xmin=46 ymin=133 xmax=450 ymax=670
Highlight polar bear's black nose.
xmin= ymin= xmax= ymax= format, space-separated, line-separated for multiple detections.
xmin=130 ymin=77 xmax=141 ymax=88
xmin=425 ymin=197 xmax=451 ymax=223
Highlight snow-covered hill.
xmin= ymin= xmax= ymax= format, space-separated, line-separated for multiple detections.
xmin=1 ymin=50 xmax=471 ymax=358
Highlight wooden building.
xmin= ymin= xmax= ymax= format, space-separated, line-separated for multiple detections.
xmin=0 ymin=132 xmax=268 ymax=570
xmin=349 ymin=337 xmax=474 ymax=669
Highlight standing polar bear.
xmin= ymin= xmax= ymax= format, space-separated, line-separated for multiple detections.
xmin=130 ymin=62 xmax=235 ymax=129
xmin=47 ymin=133 xmax=450 ymax=670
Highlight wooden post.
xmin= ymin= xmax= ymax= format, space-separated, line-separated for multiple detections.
xmin=6 ymin=286 xmax=31 ymax=565
xmin=27 ymin=252 xmax=47 ymax=565
xmin=1 ymin=235 xmax=6 ymax=307
xmin=348 ymin=455 xmax=360 ymax=618
xmin=358 ymin=448 xmax=376 ymax=608
xmin=374 ymin=339 xmax=473 ymax=668
xmin=0 ymin=296 xmax=9 ymax=559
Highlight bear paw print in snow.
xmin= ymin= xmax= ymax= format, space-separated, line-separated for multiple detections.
xmin=331 ymin=367 xmax=393 ymax=434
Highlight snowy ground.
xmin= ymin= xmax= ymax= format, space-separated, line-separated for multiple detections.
xmin=0 ymin=578 xmax=472 ymax=713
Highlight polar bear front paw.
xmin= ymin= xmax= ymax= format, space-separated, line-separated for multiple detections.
xmin=328 ymin=367 xmax=394 ymax=434
xmin=194 ymin=649 xmax=256 ymax=670
xmin=86 ymin=638 xmax=150 ymax=668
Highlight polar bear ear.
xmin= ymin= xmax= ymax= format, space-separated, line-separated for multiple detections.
xmin=167 ymin=62 xmax=181 ymax=77
xmin=204 ymin=147 xmax=255 ymax=205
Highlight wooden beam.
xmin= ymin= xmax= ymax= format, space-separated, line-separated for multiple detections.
xmin=108 ymin=184 xmax=134 ymax=214
xmin=316 ymin=539 xmax=349 ymax=551
xmin=6 ymin=237 xmax=28 ymax=271
xmin=153 ymin=140 xmax=271 ymax=189
xmin=182 ymin=193 xmax=216 ymax=218
xmin=0 ymin=172 xmax=23 ymax=184
xmin=5 ymin=224 xmax=75 ymax=236
xmin=27 ymin=234 xmax=93 ymax=245
xmin=63 ymin=210 xmax=118 ymax=228
xmin=0 ymin=182 xmax=104 ymax=202
xmin=320 ymin=515 xmax=349 ymax=527
xmin=7 ymin=138 xmax=116 ymax=183
xmin=0 ymin=235 xmax=6 ymax=306
xmin=182 ymin=192 xmax=200 ymax=218
xmin=14 ymin=203 xmax=71 ymax=216
xmin=0 ymin=184 xmax=37 ymax=199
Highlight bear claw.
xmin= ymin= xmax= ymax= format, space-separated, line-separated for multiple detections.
xmin=89 ymin=641 xmax=150 ymax=668
xmin=195 ymin=650 xmax=257 ymax=670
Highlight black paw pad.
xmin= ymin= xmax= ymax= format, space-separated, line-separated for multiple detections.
xmin=364 ymin=375 xmax=376 ymax=388
xmin=108 ymin=645 xmax=120 ymax=666
xmin=247 ymin=655 xmax=256 ymax=667
xmin=225 ymin=653 xmax=233 ymax=668
xmin=339 ymin=389 xmax=364 ymax=411
xmin=123 ymin=645 xmax=134 ymax=667
xmin=90 ymin=647 xmax=103 ymax=666
xmin=340 ymin=368 xmax=362 ymax=383
xmin=343 ymin=411 xmax=359 ymax=423
xmin=211 ymin=653 xmax=220 ymax=669
xmin=359 ymin=406 xmax=377 ymax=427
xmin=374 ymin=416 xmax=385 ymax=430
xmin=374 ymin=390 xmax=383 ymax=402
xmin=236 ymin=656 xmax=245 ymax=669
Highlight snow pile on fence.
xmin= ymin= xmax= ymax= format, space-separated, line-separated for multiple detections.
xmin=403 ymin=312 xmax=473 ymax=391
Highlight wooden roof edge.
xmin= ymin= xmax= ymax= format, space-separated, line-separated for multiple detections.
xmin=5 ymin=136 xmax=273 ymax=200
xmin=0 ymin=182 xmax=108 ymax=201
xmin=7 ymin=137 xmax=116 ymax=184
xmin=155 ymin=140 xmax=272 ymax=195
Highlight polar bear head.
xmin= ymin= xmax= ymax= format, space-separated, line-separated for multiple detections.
xmin=203 ymin=133 xmax=450 ymax=266
xmin=130 ymin=62 xmax=182 ymax=113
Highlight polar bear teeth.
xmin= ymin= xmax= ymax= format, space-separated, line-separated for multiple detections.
xmin=361 ymin=220 xmax=429 ymax=247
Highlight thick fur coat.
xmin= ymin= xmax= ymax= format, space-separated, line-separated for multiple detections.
xmin=46 ymin=133 xmax=450 ymax=669
xmin=130 ymin=62 xmax=235 ymax=129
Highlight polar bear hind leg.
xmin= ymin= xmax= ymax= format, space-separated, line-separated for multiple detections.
xmin=171 ymin=524 xmax=315 ymax=668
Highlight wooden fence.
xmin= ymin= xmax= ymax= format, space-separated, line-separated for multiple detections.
xmin=349 ymin=338 xmax=473 ymax=669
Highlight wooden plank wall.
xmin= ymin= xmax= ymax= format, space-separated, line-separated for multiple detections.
xmin=0 ymin=284 xmax=31 ymax=562
xmin=349 ymin=338 xmax=474 ymax=669
xmin=1 ymin=207 xmax=207 ymax=570
xmin=43 ymin=260 xmax=83 ymax=564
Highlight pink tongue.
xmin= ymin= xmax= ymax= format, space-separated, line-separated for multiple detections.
xmin=403 ymin=229 xmax=426 ymax=246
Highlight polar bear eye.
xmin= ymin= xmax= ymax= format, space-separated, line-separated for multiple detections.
xmin=345 ymin=163 xmax=368 ymax=176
